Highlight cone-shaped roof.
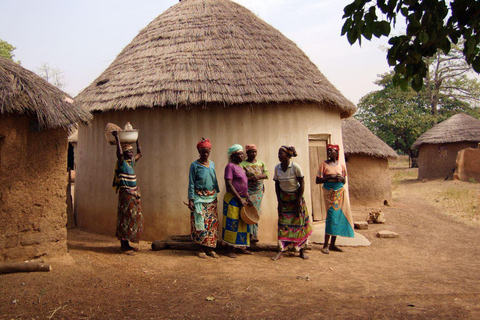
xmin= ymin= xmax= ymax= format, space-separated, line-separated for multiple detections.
xmin=0 ymin=56 xmax=92 ymax=130
xmin=412 ymin=113 xmax=480 ymax=148
xmin=342 ymin=117 xmax=398 ymax=159
xmin=76 ymin=0 xmax=355 ymax=118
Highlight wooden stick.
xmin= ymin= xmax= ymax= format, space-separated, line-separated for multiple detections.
xmin=0 ymin=260 xmax=51 ymax=274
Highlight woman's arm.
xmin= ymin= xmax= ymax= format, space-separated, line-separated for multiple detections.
xmin=134 ymin=139 xmax=142 ymax=162
xmin=187 ymin=164 xmax=196 ymax=211
xmin=113 ymin=131 xmax=123 ymax=163
xmin=225 ymin=179 xmax=247 ymax=206
xmin=274 ymin=180 xmax=282 ymax=215
xmin=295 ymin=177 xmax=305 ymax=213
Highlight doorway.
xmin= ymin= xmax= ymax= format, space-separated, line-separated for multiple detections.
xmin=308 ymin=134 xmax=329 ymax=221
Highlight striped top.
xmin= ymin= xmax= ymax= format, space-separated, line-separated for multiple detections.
xmin=114 ymin=159 xmax=137 ymax=190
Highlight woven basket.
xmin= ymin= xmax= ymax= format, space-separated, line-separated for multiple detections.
xmin=240 ymin=204 xmax=260 ymax=225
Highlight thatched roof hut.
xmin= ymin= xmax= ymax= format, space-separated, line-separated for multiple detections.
xmin=412 ymin=113 xmax=480 ymax=180
xmin=76 ymin=0 xmax=355 ymax=116
xmin=342 ymin=118 xmax=397 ymax=206
xmin=0 ymin=57 xmax=91 ymax=129
xmin=0 ymin=57 xmax=91 ymax=261
xmin=74 ymin=0 xmax=355 ymax=242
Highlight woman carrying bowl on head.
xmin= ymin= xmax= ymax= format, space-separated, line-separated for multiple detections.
xmin=222 ymin=144 xmax=253 ymax=258
xmin=112 ymin=131 xmax=144 ymax=254
xmin=187 ymin=138 xmax=220 ymax=259
xmin=272 ymin=145 xmax=313 ymax=261
xmin=316 ymin=144 xmax=354 ymax=254
xmin=240 ymin=144 xmax=268 ymax=243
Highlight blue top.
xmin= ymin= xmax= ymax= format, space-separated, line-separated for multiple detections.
xmin=188 ymin=160 xmax=220 ymax=199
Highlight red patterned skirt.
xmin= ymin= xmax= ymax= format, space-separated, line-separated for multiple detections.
xmin=116 ymin=186 xmax=143 ymax=243
xmin=190 ymin=199 xmax=219 ymax=248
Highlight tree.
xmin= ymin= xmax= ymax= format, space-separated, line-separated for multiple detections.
xmin=341 ymin=0 xmax=480 ymax=91
xmin=36 ymin=63 xmax=66 ymax=90
xmin=0 ymin=39 xmax=16 ymax=60
xmin=355 ymin=70 xmax=480 ymax=156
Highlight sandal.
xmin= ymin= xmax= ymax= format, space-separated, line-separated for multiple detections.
xmin=321 ymin=247 xmax=330 ymax=254
xmin=239 ymin=249 xmax=253 ymax=255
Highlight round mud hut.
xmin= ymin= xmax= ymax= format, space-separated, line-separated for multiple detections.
xmin=412 ymin=113 xmax=480 ymax=180
xmin=74 ymin=0 xmax=356 ymax=242
xmin=342 ymin=118 xmax=398 ymax=206
xmin=0 ymin=56 xmax=91 ymax=261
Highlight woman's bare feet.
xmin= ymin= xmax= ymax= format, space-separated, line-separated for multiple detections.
xmin=329 ymin=245 xmax=344 ymax=252
xmin=300 ymin=248 xmax=309 ymax=260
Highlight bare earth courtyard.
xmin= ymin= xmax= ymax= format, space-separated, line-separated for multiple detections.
xmin=1 ymin=160 xmax=480 ymax=319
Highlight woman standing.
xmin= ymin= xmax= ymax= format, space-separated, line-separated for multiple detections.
xmin=188 ymin=138 xmax=220 ymax=259
xmin=240 ymin=144 xmax=268 ymax=243
xmin=272 ymin=146 xmax=312 ymax=261
xmin=316 ymin=144 xmax=354 ymax=254
xmin=222 ymin=144 xmax=253 ymax=258
xmin=112 ymin=131 xmax=144 ymax=254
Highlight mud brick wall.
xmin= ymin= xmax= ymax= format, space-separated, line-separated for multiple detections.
xmin=0 ymin=115 xmax=68 ymax=261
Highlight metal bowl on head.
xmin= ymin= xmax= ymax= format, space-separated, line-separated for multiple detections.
xmin=240 ymin=204 xmax=260 ymax=225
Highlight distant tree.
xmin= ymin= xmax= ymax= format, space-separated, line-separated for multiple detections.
xmin=355 ymin=71 xmax=480 ymax=156
xmin=36 ymin=62 xmax=66 ymax=90
xmin=0 ymin=39 xmax=16 ymax=60
xmin=341 ymin=0 xmax=480 ymax=91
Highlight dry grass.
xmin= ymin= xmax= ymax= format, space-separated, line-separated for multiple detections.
xmin=390 ymin=155 xmax=480 ymax=226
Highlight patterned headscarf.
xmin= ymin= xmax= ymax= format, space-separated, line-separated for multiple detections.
xmin=245 ymin=144 xmax=257 ymax=152
xmin=280 ymin=145 xmax=297 ymax=157
xmin=327 ymin=144 xmax=340 ymax=160
xmin=197 ymin=137 xmax=212 ymax=150
xmin=227 ymin=144 xmax=243 ymax=157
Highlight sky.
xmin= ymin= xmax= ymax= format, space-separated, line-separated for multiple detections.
xmin=0 ymin=0 xmax=400 ymax=105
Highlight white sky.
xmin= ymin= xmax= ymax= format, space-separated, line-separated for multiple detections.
xmin=0 ymin=0 xmax=398 ymax=105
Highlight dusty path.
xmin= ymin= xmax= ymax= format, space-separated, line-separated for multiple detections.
xmin=1 ymin=172 xmax=480 ymax=319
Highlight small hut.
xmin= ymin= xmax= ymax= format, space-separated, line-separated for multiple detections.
xmin=0 ymin=56 xmax=91 ymax=261
xmin=412 ymin=113 xmax=480 ymax=180
xmin=342 ymin=118 xmax=398 ymax=206
xmin=75 ymin=0 xmax=356 ymax=242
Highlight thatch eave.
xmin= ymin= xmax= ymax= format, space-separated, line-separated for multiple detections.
xmin=412 ymin=113 xmax=480 ymax=148
xmin=0 ymin=57 xmax=92 ymax=130
xmin=76 ymin=0 xmax=355 ymax=119
xmin=342 ymin=117 xmax=398 ymax=159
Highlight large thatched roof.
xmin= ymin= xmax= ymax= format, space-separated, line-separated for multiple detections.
xmin=76 ymin=0 xmax=356 ymax=118
xmin=0 ymin=57 xmax=92 ymax=130
xmin=342 ymin=117 xmax=398 ymax=159
xmin=412 ymin=113 xmax=480 ymax=148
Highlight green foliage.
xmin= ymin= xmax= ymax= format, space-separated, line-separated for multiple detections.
xmin=341 ymin=0 xmax=480 ymax=91
xmin=0 ymin=39 xmax=16 ymax=60
xmin=355 ymin=70 xmax=480 ymax=155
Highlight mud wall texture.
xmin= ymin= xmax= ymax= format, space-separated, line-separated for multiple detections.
xmin=0 ymin=115 xmax=68 ymax=261
xmin=417 ymin=142 xmax=479 ymax=180
xmin=345 ymin=155 xmax=392 ymax=206
xmin=454 ymin=144 xmax=480 ymax=182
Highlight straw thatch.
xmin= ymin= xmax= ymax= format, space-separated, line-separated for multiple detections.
xmin=0 ymin=56 xmax=91 ymax=130
xmin=412 ymin=113 xmax=480 ymax=148
xmin=342 ymin=118 xmax=398 ymax=159
xmin=76 ymin=0 xmax=355 ymax=118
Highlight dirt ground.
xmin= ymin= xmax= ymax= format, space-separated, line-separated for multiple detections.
xmin=1 ymin=158 xmax=480 ymax=319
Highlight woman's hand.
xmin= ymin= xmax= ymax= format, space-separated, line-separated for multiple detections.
xmin=277 ymin=202 xmax=283 ymax=215
xmin=239 ymin=198 xmax=248 ymax=207
xmin=295 ymin=198 xmax=302 ymax=214
xmin=188 ymin=199 xmax=195 ymax=212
